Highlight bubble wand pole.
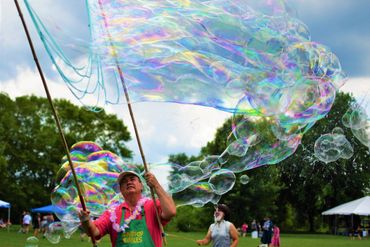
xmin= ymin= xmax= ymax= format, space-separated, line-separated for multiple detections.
xmin=13 ymin=1 xmax=97 ymax=246
xmin=97 ymin=1 xmax=167 ymax=245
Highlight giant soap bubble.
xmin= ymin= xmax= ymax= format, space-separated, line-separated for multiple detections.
xmin=25 ymin=0 xmax=348 ymax=240
xmin=52 ymin=141 xmax=238 ymax=238
xmin=25 ymin=0 xmax=345 ymax=174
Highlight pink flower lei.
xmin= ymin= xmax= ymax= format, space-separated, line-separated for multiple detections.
xmin=110 ymin=197 xmax=149 ymax=233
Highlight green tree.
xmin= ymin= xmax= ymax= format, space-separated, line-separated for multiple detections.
xmin=277 ymin=92 xmax=370 ymax=232
xmin=0 ymin=93 xmax=132 ymax=222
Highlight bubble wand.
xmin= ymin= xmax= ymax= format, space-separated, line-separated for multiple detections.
xmin=13 ymin=1 xmax=97 ymax=246
xmin=96 ymin=0 xmax=167 ymax=244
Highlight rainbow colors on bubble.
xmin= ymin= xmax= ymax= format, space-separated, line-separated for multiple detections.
xmin=24 ymin=0 xmax=346 ymax=173
xmin=20 ymin=0 xmax=360 ymax=243
xmin=26 ymin=0 xmax=349 ymax=212
xmin=52 ymin=141 xmax=237 ymax=239
xmin=25 ymin=0 xmax=345 ymax=113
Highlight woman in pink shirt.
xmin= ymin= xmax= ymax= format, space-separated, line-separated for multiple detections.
xmin=271 ymin=225 xmax=280 ymax=247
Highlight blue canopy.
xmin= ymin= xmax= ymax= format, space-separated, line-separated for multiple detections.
xmin=0 ymin=200 xmax=11 ymax=231
xmin=0 ymin=200 xmax=10 ymax=208
xmin=31 ymin=205 xmax=65 ymax=215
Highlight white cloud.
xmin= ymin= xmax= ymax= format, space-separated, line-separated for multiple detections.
xmin=340 ymin=77 xmax=370 ymax=101
xmin=111 ymin=102 xmax=230 ymax=163
xmin=0 ymin=66 xmax=68 ymax=99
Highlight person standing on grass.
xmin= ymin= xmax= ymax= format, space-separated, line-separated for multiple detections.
xmin=241 ymin=222 xmax=248 ymax=237
xmin=271 ymin=225 xmax=280 ymax=247
xmin=196 ymin=204 xmax=239 ymax=247
xmin=32 ymin=213 xmax=41 ymax=237
xmin=261 ymin=216 xmax=273 ymax=246
xmin=22 ymin=211 xmax=32 ymax=234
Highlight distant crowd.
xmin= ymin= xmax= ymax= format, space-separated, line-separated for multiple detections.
xmin=236 ymin=217 xmax=280 ymax=247
xmin=16 ymin=210 xmax=55 ymax=238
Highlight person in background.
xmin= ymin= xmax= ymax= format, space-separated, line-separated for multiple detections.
xmin=258 ymin=222 xmax=262 ymax=238
xmin=260 ymin=216 xmax=273 ymax=246
xmin=0 ymin=218 xmax=6 ymax=228
xmin=22 ymin=211 xmax=32 ymax=234
xmin=271 ymin=224 xmax=280 ymax=247
xmin=251 ymin=219 xmax=258 ymax=238
xmin=40 ymin=214 xmax=48 ymax=236
xmin=32 ymin=213 xmax=41 ymax=237
xmin=241 ymin=222 xmax=248 ymax=237
xmin=351 ymin=225 xmax=362 ymax=240
xmin=196 ymin=204 xmax=239 ymax=247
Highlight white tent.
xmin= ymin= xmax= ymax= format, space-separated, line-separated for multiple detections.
xmin=322 ymin=196 xmax=370 ymax=216
xmin=0 ymin=200 xmax=11 ymax=231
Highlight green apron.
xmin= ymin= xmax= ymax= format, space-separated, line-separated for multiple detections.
xmin=116 ymin=206 xmax=156 ymax=247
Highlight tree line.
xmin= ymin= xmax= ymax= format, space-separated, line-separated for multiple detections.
xmin=166 ymin=92 xmax=370 ymax=232
xmin=0 ymin=92 xmax=369 ymax=233
xmin=0 ymin=93 xmax=131 ymax=222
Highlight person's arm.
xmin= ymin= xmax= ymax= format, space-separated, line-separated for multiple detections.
xmin=230 ymin=223 xmax=239 ymax=247
xmin=145 ymin=172 xmax=176 ymax=220
xmin=78 ymin=210 xmax=100 ymax=238
xmin=196 ymin=229 xmax=212 ymax=245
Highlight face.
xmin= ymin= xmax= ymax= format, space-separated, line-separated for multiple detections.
xmin=120 ymin=174 xmax=143 ymax=197
xmin=214 ymin=208 xmax=225 ymax=222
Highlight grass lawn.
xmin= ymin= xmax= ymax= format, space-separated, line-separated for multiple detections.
xmin=1 ymin=225 xmax=369 ymax=246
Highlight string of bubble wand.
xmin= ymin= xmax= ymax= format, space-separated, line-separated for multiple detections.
xmin=14 ymin=0 xmax=97 ymax=246
xmin=96 ymin=0 xmax=167 ymax=244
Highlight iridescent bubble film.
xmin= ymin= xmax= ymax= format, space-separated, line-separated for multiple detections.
xmin=25 ymin=0 xmax=346 ymax=173
xmin=52 ymin=141 xmax=141 ymax=238
xmin=240 ymin=175 xmax=250 ymax=185
xmin=45 ymin=222 xmax=64 ymax=244
xmin=314 ymin=128 xmax=353 ymax=163
xmin=342 ymin=103 xmax=370 ymax=149
xmin=25 ymin=237 xmax=39 ymax=247
xmin=24 ymin=0 xmax=349 ymax=237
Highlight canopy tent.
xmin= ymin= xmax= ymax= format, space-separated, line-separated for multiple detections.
xmin=322 ymin=196 xmax=370 ymax=235
xmin=0 ymin=200 xmax=11 ymax=231
xmin=322 ymin=196 xmax=370 ymax=216
xmin=31 ymin=205 xmax=65 ymax=215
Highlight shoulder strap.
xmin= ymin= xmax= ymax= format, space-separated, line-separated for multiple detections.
xmin=225 ymin=221 xmax=231 ymax=233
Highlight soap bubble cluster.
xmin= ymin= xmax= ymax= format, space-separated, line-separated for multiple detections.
xmin=314 ymin=127 xmax=353 ymax=163
xmin=342 ymin=103 xmax=370 ymax=150
xmin=52 ymin=141 xmax=239 ymax=238
xmin=240 ymin=175 xmax=250 ymax=185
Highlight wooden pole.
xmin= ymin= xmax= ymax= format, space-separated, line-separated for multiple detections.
xmin=14 ymin=1 xmax=97 ymax=246
xmin=97 ymin=1 xmax=167 ymax=244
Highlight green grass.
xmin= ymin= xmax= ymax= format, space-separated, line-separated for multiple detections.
xmin=1 ymin=225 xmax=369 ymax=246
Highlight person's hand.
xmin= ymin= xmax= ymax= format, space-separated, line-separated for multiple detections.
xmin=144 ymin=172 xmax=160 ymax=189
xmin=78 ymin=209 xmax=90 ymax=223
xmin=196 ymin=240 xmax=203 ymax=246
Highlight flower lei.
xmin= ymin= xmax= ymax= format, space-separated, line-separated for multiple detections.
xmin=110 ymin=197 xmax=149 ymax=233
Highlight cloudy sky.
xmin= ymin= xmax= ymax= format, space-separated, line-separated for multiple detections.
xmin=0 ymin=0 xmax=369 ymax=164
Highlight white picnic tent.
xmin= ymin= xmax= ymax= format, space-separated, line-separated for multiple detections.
xmin=322 ymin=196 xmax=370 ymax=216
xmin=0 ymin=200 xmax=11 ymax=231
xmin=322 ymin=196 xmax=370 ymax=235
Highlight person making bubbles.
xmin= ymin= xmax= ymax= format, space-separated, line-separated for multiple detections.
xmin=79 ymin=171 xmax=176 ymax=247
